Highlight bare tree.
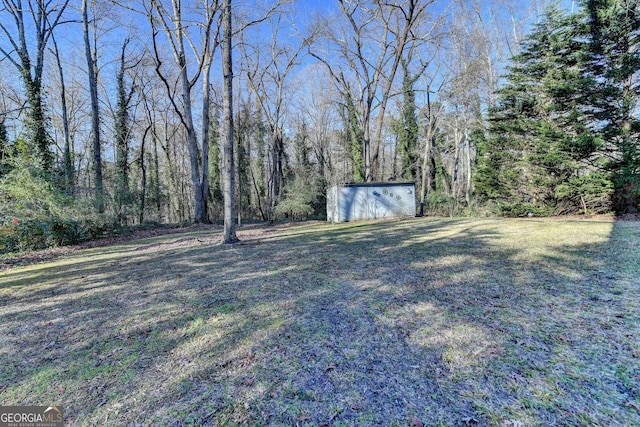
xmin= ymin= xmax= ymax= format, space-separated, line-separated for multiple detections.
xmin=113 ymin=38 xmax=139 ymax=223
xmin=221 ymin=0 xmax=238 ymax=243
xmin=147 ymin=0 xmax=220 ymax=223
xmin=292 ymin=63 xmax=340 ymax=187
xmin=310 ymin=0 xmax=436 ymax=182
xmin=241 ymin=11 xmax=306 ymax=215
xmin=82 ymin=0 xmax=105 ymax=212
xmin=219 ymin=0 xmax=284 ymax=239
xmin=418 ymin=78 xmax=446 ymax=213
xmin=450 ymin=0 xmax=537 ymax=110
xmin=133 ymin=56 xmax=183 ymax=223
xmin=431 ymin=0 xmax=538 ymax=209
xmin=50 ymin=33 xmax=74 ymax=194
xmin=0 ymin=0 xmax=70 ymax=171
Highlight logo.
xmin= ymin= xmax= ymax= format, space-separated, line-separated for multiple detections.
xmin=0 ymin=406 xmax=63 ymax=427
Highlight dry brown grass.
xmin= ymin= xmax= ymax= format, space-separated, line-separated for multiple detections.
xmin=0 ymin=217 xmax=638 ymax=426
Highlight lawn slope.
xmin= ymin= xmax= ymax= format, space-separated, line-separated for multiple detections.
xmin=0 ymin=218 xmax=638 ymax=426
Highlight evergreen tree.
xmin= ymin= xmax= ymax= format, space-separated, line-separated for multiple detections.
xmin=476 ymin=4 xmax=613 ymax=215
xmin=275 ymin=121 xmax=322 ymax=220
xmin=581 ymin=0 xmax=640 ymax=212
xmin=294 ymin=121 xmax=312 ymax=173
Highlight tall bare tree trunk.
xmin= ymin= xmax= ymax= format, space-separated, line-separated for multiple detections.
xmin=148 ymin=0 xmax=218 ymax=224
xmin=452 ymin=126 xmax=462 ymax=201
xmin=201 ymin=50 xmax=213 ymax=222
xmin=420 ymin=125 xmax=433 ymax=210
xmin=139 ymin=125 xmax=151 ymax=224
xmin=465 ymin=132 xmax=472 ymax=205
xmin=420 ymin=89 xmax=438 ymax=213
xmin=51 ymin=33 xmax=74 ymax=194
xmin=363 ymin=118 xmax=372 ymax=182
xmin=83 ymin=0 xmax=103 ymax=213
xmin=174 ymin=12 xmax=205 ymax=223
xmin=222 ymin=0 xmax=238 ymax=243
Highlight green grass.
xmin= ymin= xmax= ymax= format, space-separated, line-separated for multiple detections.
xmin=0 ymin=217 xmax=638 ymax=426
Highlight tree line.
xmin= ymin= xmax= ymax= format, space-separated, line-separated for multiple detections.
xmin=0 ymin=0 xmax=638 ymax=251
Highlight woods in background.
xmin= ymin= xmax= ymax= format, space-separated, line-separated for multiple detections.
xmin=0 ymin=0 xmax=638 ymax=251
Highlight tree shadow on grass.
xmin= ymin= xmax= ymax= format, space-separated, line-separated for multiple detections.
xmin=0 ymin=218 xmax=638 ymax=426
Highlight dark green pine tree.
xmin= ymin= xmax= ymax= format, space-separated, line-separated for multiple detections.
xmin=293 ymin=121 xmax=312 ymax=173
xmin=581 ymin=0 xmax=640 ymax=213
xmin=476 ymin=4 xmax=611 ymax=215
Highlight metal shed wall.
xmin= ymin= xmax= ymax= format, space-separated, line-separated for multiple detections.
xmin=326 ymin=183 xmax=416 ymax=222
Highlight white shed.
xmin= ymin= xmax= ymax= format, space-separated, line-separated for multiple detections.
xmin=326 ymin=182 xmax=416 ymax=222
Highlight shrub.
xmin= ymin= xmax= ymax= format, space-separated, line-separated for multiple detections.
xmin=50 ymin=219 xmax=84 ymax=246
xmin=274 ymin=175 xmax=320 ymax=221
xmin=423 ymin=192 xmax=459 ymax=217
xmin=0 ymin=161 xmax=104 ymax=254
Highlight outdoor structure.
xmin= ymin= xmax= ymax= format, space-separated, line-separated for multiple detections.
xmin=326 ymin=182 xmax=416 ymax=222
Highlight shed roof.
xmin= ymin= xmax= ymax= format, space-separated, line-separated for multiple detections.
xmin=332 ymin=182 xmax=415 ymax=188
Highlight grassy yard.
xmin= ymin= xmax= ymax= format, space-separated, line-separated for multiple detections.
xmin=0 ymin=218 xmax=638 ymax=426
